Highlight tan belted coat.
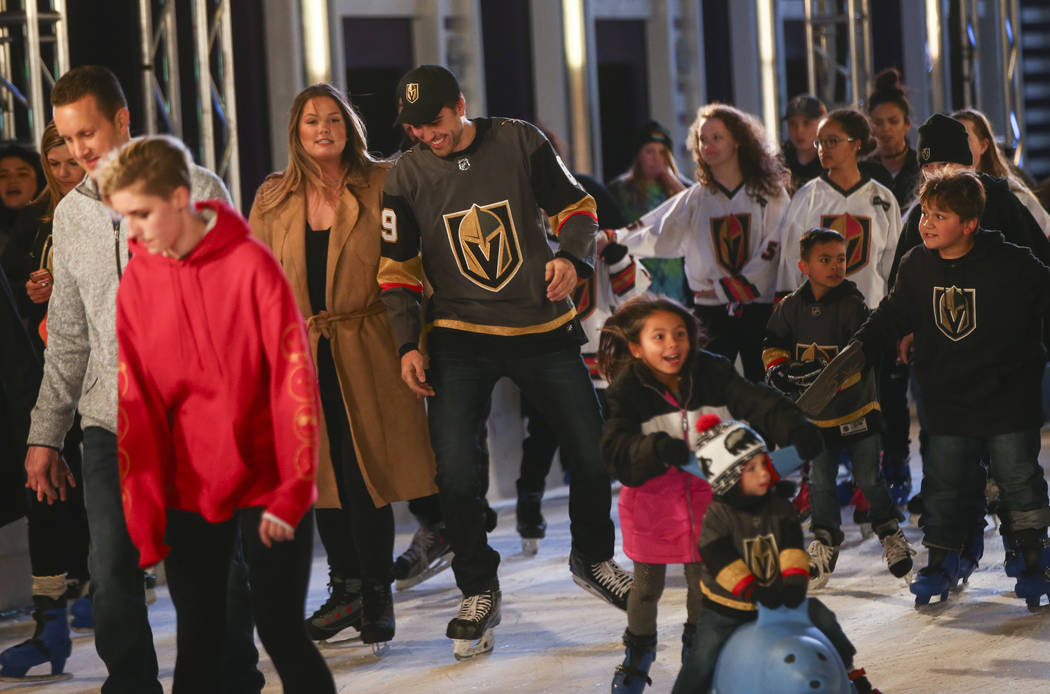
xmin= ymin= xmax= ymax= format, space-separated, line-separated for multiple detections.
xmin=248 ymin=165 xmax=437 ymax=508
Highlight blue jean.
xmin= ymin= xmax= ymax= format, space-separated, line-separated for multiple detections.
xmin=920 ymin=429 xmax=1050 ymax=550
xmin=81 ymin=427 xmax=263 ymax=694
xmin=671 ymin=598 xmax=855 ymax=694
xmin=809 ymin=432 xmax=896 ymax=538
xmin=427 ymin=347 xmax=614 ymax=596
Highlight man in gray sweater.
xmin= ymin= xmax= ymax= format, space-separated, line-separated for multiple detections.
xmin=23 ymin=66 xmax=261 ymax=692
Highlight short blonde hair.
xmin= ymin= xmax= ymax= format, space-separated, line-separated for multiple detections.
xmin=98 ymin=134 xmax=192 ymax=201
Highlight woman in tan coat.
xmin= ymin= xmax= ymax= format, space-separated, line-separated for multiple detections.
xmin=249 ymin=83 xmax=437 ymax=649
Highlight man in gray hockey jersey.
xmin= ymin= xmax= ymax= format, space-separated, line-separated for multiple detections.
xmin=379 ymin=64 xmax=632 ymax=659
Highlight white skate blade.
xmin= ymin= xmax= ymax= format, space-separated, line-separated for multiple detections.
xmin=0 ymin=671 xmax=74 ymax=683
xmin=521 ymin=538 xmax=539 ymax=556
xmin=370 ymin=642 xmax=390 ymax=656
xmin=808 ymin=573 xmax=830 ymax=590
xmin=318 ymin=626 xmax=363 ymax=649
xmin=452 ymin=628 xmax=495 ymax=660
xmin=395 ymin=553 xmax=454 ymax=591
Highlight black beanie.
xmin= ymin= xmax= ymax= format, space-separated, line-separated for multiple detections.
xmin=633 ymin=120 xmax=673 ymax=154
xmin=916 ymin=114 xmax=972 ymax=167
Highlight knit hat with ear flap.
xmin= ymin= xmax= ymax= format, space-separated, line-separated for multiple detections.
xmin=694 ymin=412 xmax=769 ymax=496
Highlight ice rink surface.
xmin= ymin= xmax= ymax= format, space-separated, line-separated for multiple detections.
xmin=3 ymin=431 xmax=1050 ymax=693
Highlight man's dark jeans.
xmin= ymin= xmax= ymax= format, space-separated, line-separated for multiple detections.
xmin=427 ymin=347 xmax=614 ymax=596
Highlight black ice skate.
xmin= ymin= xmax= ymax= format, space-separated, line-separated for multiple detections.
xmin=305 ymin=572 xmax=362 ymax=644
xmin=569 ymin=550 xmax=633 ymax=611
xmin=874 ymin=520 xmax=916 ymax=581
xmin=516 ymin=485 xmax=547 ymax=556
xmin=360 ymin=582 xmax=395 ymax=655
xmin=392 ymin=522 xmax=454 ymax=591
xmin=807 ymin=528 xmax=840 ymax=589
xmin=446 ymin=589 xmax=501 ymax=660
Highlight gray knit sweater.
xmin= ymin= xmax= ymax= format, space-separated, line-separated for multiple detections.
xmin=28 ymin=167 xmax=230 ymax=447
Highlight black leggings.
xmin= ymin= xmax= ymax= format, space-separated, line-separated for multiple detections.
xmin=27 ymin=418 xmax=89 ymax=582
xmin=164 ymin=508 xmax=334 ymax=694
xmin=315 ymin=338 xmax=394 ymax=585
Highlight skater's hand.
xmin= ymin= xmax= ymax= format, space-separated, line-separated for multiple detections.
xmin=781 ymin=574 xmax=808 ymax=607
xmin=897 ymin=333 xmax=915 ymax=365
xmin=400 ymin=349 xmax=434 ymax=398
xmin=750 ymin=582 xmax=784 ymax=609
xmin=26 ymin=270 xmax=53 ymax=303
xmin=258 ymin=516 xmax=294 ymax=548
xmin=25 ymin=445 xmax=74 ymax=504
xmin=545 ymin=257 xmax=577 ymax=302
xmin=655 ymin=436 xmax=690 ymax=467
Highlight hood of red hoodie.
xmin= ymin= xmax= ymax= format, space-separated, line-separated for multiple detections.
xmin=126 ymin=199 xmax=246 ymax=265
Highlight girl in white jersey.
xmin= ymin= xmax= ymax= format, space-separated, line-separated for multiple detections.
xmin=617 ymin=104 xmax=789 ymax=381
xmin=776 ymin=109 xmax=902 ymax=308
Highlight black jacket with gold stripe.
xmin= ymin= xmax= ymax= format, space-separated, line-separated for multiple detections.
xmin=762 ymin=278 xmax=883 ymax=443
xmin=378 ymin=117 xmax=597 ymax=353
xmin=698 ymin=489 xmax=809 ymax=618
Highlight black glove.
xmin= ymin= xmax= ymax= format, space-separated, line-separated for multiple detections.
xmin=784 ymin=360 xmax=824 ymax=388
xmin=790 ymin=424 xmax=825 ymax=461
xmin=750 ymin=582 xmax=784 ymax=609
xmin=781 ymin=574 xmax=808 ymax=608
xmin=654 ymin=436 xmax=690 ymax=468
xmin=765 ymin=362 xmax=798 ymax=395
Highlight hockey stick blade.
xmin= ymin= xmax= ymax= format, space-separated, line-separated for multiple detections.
xmin=795 ymin=341 xmax=866 ymax=416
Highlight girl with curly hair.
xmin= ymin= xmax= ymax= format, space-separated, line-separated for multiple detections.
xmin=614 ymin=104 xmax=789 ymax=382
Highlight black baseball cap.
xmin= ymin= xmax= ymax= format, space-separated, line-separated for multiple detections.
xmin=394 ymin=65 xmax=462 ymax=127
xmin=782 ymin=94 xmax=827 ymax=121
xmin=916 ymin=113 xmax=973 ymax=167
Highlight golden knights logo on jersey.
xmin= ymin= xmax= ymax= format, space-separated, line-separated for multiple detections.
xmin=820 ymin=213 xmax=871 ymax=276
xmin=933 ymin=285 xmax=976 ymax=341
xmin=710 ymin=213 xmax=751 ymax=274
xmin=571 ymin=274 xmax=597 ymax=320
xmin=443 ymin=201 xmax=523 ymax=291
xmin=743 ymin=533 xmax=780 ymax=587
xmin=795 ymin=342 xmax=838 ymax=364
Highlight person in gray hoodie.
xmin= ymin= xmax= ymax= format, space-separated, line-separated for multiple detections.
xmin=21 ymin=65 xmax=262 ymax=693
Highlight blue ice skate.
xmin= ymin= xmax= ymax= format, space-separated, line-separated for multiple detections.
xmin=1004 ymin=529 xmax=1050 ymax=610
xmin=1014 ymin=568 xmax=1050 ymax=611
xmin=958 ymin=533 xmax=983 ymax=584
xmin=0 ymin=598 xmax=72 ymax=682
xmin=710 ymin=602 xmax=852 ymax=693
xmin=611 ymin=630 xmax=655 ymax=693
xmin=910 ymin=550 xmax=961 ymax=606
xmin=70 ymin=596 xmax=94 ymax=632
xmin=1003 ymin=531 xmax=1050 ymax=578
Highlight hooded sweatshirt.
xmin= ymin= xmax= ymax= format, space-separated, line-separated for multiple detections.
xmin=116 ymin=200 xmax=319 ymax=568
xmin=27 ymin=167 xmax=229 ymax=449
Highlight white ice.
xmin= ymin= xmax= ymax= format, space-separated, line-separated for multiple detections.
xmin=3 ymin=431 xmax=1050 ymax=693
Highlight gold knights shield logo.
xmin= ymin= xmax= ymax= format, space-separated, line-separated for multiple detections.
xmin=743 ymin=533 xmax=780 ymax=586
xmin=820 ymin=213 xmax=871 ymax=276
xmin=405 ymin=82 xmax=419 ymax=103
xmin=443 ymin=201 xmax=523 ymax=291
xmin=933 ymin=285 xmax=976 ymax=341
xmin=710 ymin=214 xmax=751 ymax=274
xmin=796 ymin=342 xmax=838 ymax=364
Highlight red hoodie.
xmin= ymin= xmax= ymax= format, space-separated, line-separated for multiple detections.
xmin=116 ymin=199 xmax=319 ymax=568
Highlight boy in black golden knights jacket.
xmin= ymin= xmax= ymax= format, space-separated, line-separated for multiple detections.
xmin=669 ymin=414 xmax=877 ymax=694
xmin=764 ymin=228 xmax=914 ymax=588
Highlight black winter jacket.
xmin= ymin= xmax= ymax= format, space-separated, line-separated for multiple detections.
xmin=855 ymin=229 xmax=1050 ymax=436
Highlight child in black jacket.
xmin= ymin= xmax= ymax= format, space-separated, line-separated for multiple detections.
xmin=668 ymin=414 xmax=877 ymax=694
xmin=813 ymin=169 xmax=1050 ymax=608
xmin=765 ymin=228 xmax=914 ymax=587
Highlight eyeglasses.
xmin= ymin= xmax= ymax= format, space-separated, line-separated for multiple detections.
xmin=814 ymin=137 xmax=857 ymax=149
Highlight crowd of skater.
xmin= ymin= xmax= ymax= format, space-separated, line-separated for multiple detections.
xmin=0 ymin=58 xmax=1049 ymax=694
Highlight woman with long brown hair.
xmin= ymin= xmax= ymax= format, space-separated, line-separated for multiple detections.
xmin=616 ymin=104 xmax=789 ymax=382
xmin=249 ymin=83 xmax=437 ymax=650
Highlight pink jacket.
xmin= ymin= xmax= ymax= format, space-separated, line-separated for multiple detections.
xmin=619 ymin=466 xmax=712 ymax=564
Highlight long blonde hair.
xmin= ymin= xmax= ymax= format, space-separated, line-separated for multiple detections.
xmin=33 ymin=122 xmax=67 ymax=222
xmin=255 ymin=83 xmax=375 ymax=212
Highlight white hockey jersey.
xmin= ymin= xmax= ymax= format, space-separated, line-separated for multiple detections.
xmin=614 ymin=182 xmax=789 ymax=306
xmin=576 ymin=243 xmax=651 ymax=388
xmin=776 ymin=174 xmax=902 ymax=308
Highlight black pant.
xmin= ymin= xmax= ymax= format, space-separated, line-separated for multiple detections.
xmin=27 ymin=417 xmax=89 ymax=582
xmin=693 ymin=303 xmax=773 ymax=383
xmin=315 ymin=338 xmax=393 ymax=586
xmin=164 ymin=508 xmax=334 ymax=694
xmin=877 ymin=351 xmax=911 ymax=466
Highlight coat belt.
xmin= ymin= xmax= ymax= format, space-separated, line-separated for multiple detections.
xmin=306 ymin=301 xmax=385 ymax=340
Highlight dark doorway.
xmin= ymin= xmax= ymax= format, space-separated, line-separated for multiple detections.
xmin=343 ymin=17 xmax=414 ymax=157
xmin=595 ymin=19 xmax=650 ymax=182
